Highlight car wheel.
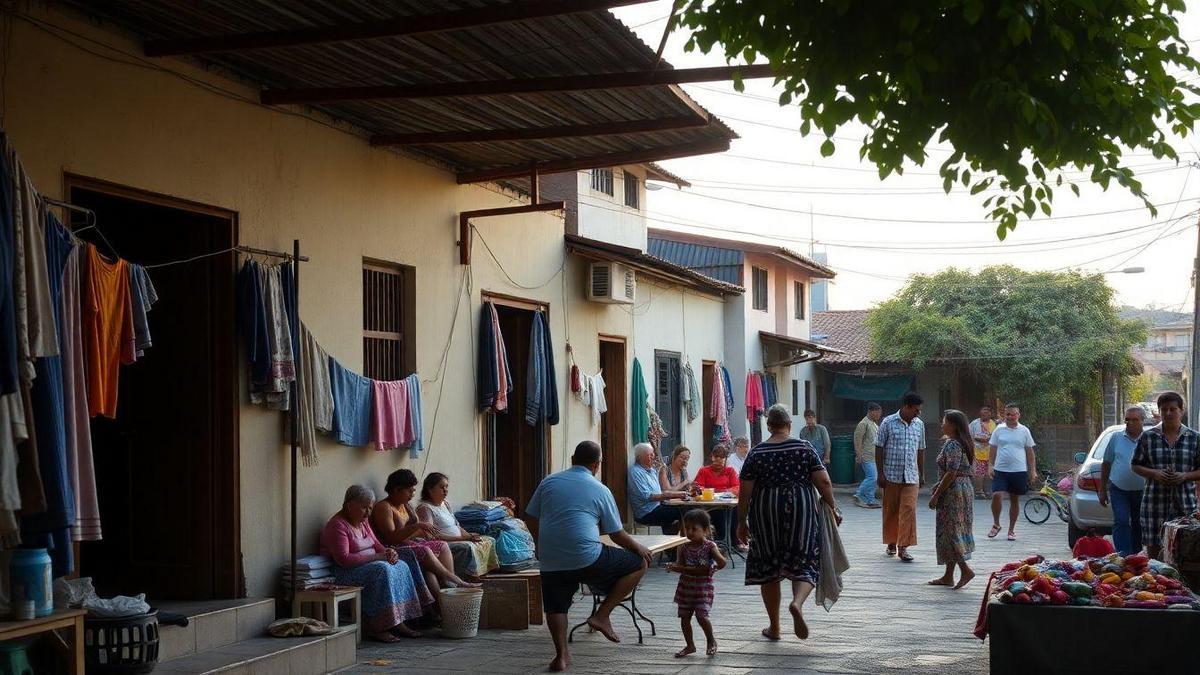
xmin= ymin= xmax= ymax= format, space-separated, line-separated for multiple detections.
xmin=1068 ymin=519 xmax=1083 ymax=548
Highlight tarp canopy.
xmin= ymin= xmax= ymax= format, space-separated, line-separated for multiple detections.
xmin=832 ymin=373 xmax=914 ymax=401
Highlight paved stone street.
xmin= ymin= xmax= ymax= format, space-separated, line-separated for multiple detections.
xmin=351 ymin=493 xmax=1071 ymax=674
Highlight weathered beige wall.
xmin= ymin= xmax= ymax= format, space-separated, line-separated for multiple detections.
xmin=2 ymin=5 xmax=637 ymax=596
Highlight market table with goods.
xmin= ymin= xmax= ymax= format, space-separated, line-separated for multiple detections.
xmin=979 ymin=551 xmax=1200 ymax=673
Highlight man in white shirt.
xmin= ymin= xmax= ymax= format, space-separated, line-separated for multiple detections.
xmin=987 ymin=403 xmax=1038 ymax=541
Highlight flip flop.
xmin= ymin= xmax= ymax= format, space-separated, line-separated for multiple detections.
xmin=1007 ymin=532 xmax=1017 ymax=541
xmin=885 ymin=546 xmax=896 ymax=556
xmin=899 ymin=551 xmax=914 ymax=562
xmin=987 ymin=524 xmax=1001 ymax=538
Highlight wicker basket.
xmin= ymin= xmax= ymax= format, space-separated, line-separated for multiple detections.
xmin=439 ymin=588 xmax=483 ymax=639
xmin=84 ymin=610 xmax=159 ymax=674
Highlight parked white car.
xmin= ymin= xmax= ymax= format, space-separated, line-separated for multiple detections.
xmin=1068 ymin=424 xmax=1123 ymax=546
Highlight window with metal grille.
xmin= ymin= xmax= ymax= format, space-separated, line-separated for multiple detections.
xmin=794 ymin=281 xmax=806 ymax=319
xmin=362 ymin=260 xmax=415 ymax=381
xmin=624 ymin=173 xmax=640 ymax=209
xmin=591 ymin=168 xmax=614 ymax=196
xmin=752 ymin=266 xmax=768 ymax=311
xmin=792 ymin=379 xmax=799 ymax=415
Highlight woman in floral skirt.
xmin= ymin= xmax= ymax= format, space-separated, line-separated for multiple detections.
xmin=928 ymin=410 xmax=977 ymax=589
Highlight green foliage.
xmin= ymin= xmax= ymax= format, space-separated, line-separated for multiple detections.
xmin=677 ymin=0 xmax=1200 ymax=238
xmin=1125 ymin=372 xmax=1155 ymax=406
xmin=865 ymin=266 xmax=1146 ymax=424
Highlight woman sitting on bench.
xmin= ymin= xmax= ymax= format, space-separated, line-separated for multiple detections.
xmin=417 ymin=472 xmax=499 ymax=579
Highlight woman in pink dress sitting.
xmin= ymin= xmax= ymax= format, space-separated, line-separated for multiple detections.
xmin=320 ymin=485 xmax=433 ymax=641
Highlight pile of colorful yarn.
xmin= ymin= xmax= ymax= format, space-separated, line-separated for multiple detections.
xmin=991 ymin=553 xmax=1200 ymax=610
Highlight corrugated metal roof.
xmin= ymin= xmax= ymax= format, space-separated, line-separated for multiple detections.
xmin=54 ymin=0 xmax=736 ymax=181
xmin=646 ymin=238 xmax=742 ymax=285
xmin=648 ymin=228 xmax=836 ymax=279
xmin=566 ymin=234 xmax=743 ymax=296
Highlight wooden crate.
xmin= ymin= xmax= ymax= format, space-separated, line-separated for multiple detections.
xmin=485 ymin=570 xmax=542 ymax=625
xmin=479 ymin=578 xmax=529 ymax=630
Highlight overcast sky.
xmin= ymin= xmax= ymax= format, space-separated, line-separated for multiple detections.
xmin=614 ymin=2 xmax=1200 ymax=312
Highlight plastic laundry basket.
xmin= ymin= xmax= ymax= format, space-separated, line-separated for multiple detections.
xmin=439 ymin=588 xmax=484 ymax=639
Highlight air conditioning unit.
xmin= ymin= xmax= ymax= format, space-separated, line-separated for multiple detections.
xmin=587 ymin=262 xmax=636 ymax=304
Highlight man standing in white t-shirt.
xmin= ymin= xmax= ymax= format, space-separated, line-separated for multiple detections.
xmin=987 ymin=403 xmax=1038 ymax=541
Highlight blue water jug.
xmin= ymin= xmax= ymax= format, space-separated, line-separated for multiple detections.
xmin=9 ymin=549 xmax=52 ymax=618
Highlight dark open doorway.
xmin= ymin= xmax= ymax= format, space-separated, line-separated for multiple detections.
xmin=598 ymin=336 xmax=627 ymax=522
xmin=67 ymin=177 xmax=240 ymax=601
xmin=483 ymin=296 xmax=550 ymax=532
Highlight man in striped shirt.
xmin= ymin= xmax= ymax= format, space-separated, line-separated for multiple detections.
xmin=875 ymin=392 xmax=925 ymax=562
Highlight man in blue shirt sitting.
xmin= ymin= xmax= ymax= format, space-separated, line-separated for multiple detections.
xmin=627 ymin=442 xmax=689 ymax=534
xmin=527 ymin=441 xmax=653 ymax=672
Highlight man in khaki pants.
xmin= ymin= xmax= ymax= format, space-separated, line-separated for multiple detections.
xmin=875 ymin=392 xmax=925 ymax=562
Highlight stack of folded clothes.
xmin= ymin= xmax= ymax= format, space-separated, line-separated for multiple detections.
xmin=281 ymin=555 xmax=336 ymax=591
xmin=455 ymin=502 xmax=508 ymax=534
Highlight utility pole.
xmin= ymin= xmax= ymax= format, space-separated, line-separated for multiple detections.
xmin=1190 ymin=212 xmax=1200 ymax=426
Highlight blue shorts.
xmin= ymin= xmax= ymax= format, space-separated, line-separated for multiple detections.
xmin=541 ymin=546 xmax=644 ymax=614
xmin=992 ymin=470 xmax=1029 ymax=496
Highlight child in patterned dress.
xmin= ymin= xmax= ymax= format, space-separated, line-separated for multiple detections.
xmin=669 ymin=509 xmax=727 ymax=657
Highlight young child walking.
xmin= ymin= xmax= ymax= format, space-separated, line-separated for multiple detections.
xmin=669 ymin=508 xmax=727 ymax=657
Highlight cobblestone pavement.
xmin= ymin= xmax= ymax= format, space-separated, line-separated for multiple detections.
xmin=351 ymin=493 xmax=1071 ymax=674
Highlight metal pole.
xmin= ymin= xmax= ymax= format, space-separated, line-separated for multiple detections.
xmin=1190 ymin=218 xmax=1200 ymax=426
xmin=289 ymin=238 xmax=300 ymax=605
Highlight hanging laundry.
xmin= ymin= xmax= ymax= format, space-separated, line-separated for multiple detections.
xmin=293 ymin=324 xmax=327 ymax=466
xmin=761 ymin=372 xmax=777 ymax=409
xmin=746 ymin=371 xmax=765 ymax=422
xmin=0 ymin=134 xmax=20 ymax=395
xmin=328 ymin=357 xmax=373 ymax=447
xmin=237 ymin=259 xmax=271 ymax=388
xmin=630 ymin=358 xmax=649 ymax=443
xmin=682 ymin=361 xmax=700 ymax=423
xmin=477 ymin=302 xmax=512 ymax=412
xmin=570 ymin=364 xmax=582 ymax=396
xmin=720 ymin=365 xmax=734 ymax=419
xmin=83 ymin=243 xmax=135 ymax=418
xmin=56 ymin=222 xmax=99 ymax=541
xmin=402 ymin=373 xmax=423 ymax=458
xmin=9 ymin=149 xmax=58 ymax=379
xmin=0 ymin=392 xmax=29 ymax=547
xmin=127 ymin=263 xmax=157 ymax=358
xmin=22 ymin=209 xmax=75 ymax=578
xmin=251 ymin=263 xmax=295 ymax=410
xmin=372 ymin=379 xmax=411 ymax=451
xmin=279 ymin=261 xmax=300 ymax=372
xmin=303 ymin=325 xmax=333 ymax=433
xmin=710 ymin=365 xmax=730 ymax=446
xmin=524 ymin=311 xmax=558 ymax=427
xmin=648 ymin=406 xmax=666 ymax=454
xmin=588 ymin=371 xmax=607 ymax=427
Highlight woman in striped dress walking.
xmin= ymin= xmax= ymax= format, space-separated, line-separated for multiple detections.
xmin=737 ymin=404 xmax=842 ymax=641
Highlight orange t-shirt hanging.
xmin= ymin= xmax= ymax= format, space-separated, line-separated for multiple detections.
xmin=83 ymin=244 xmax=135 ymax=418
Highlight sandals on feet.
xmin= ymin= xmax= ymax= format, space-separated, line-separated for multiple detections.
xmin=987 ymin=524 xmax=1001 ymax=538
xmin=1007 ymin=532 xmax=1017 ymax=541
xmin=899 ymin=550 xmax=914 ymax=562
xmin=885 ymin=545 xmax=896 ymax=556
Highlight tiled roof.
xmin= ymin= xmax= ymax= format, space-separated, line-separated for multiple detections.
xmin=811 ymin=310 xmax=874 ymax=364
xmin=646 ymin=238 xmax=743 ymax=285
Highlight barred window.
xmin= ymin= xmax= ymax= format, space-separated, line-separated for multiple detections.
xmin=624 ymin=173 xmax=640 ymax=209
xmin=363 ymin=260 xmax=415 ymax=381
xmin=591 ymin=168 xmax=614 ymax=196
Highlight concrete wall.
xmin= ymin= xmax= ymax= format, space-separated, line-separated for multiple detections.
xmin=632 ymin=281 xmax=726 ymax=478
xmin=2 ymin=6 xmax=649 ymax=597
xmin=575 ymin=166 xmax=648 ymax=251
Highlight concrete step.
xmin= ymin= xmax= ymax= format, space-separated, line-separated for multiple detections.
xmin=152 ymin=626 xmax=356 ymax=675
xmin=156 ymin=598 xmax=276 ymax=662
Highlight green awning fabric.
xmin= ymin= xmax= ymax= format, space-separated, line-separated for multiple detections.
xmin=832 ymin=373 xmax=914 ymax=401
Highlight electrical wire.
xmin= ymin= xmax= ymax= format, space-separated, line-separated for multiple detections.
xmin=471 ymin=224 xmax=565 ymax=290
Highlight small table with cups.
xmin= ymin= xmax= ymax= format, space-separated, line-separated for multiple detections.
xmin=665 ymin=493 xmax=744 ymax=568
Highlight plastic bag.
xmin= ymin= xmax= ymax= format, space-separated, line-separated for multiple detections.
xmin=84 ymin=593 xmax=151 ymax=618
xmin=495 ymin=529 xmax=535 ymax=565
xmin=54 ymin=577 xmax=97 ymax=609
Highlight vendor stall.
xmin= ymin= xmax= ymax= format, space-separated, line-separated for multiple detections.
xmin=978 ymin=552 xmax=1200 ymax=673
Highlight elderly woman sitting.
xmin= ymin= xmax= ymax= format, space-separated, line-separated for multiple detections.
xmin=417 ymin=472 xmax=499 ymax=579
xmin=320 ymin=485 xmax=434 ymax=641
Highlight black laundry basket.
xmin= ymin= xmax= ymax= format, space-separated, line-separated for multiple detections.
xmin=83 ymin=609 xmax=160 ymax=674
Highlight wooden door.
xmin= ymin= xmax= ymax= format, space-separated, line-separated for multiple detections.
xmin=69 ymin=179 xmax=239 ymax=601
xmin=599 ymin=337 xmax=628 ymax=522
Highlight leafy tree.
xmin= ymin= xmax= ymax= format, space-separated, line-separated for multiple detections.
xmin=677 ymin=0 xmax=1200 ymax=237
xmin=865 ymin=266 xmax=1146 ymax=424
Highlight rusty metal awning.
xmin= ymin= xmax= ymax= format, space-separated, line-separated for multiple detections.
xmin=760 ymin=330 xmax=844 ymax=368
